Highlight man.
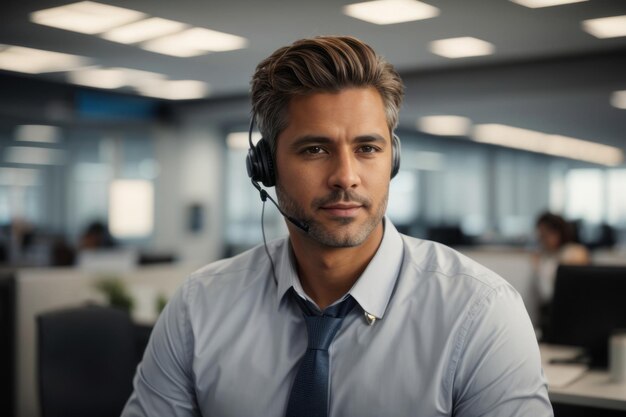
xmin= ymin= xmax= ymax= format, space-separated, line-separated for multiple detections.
xmin=122 ymin=36 xmax=552 ymax=417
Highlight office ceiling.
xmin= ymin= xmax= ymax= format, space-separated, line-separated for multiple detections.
xmin=1 ymin=0 xmax=626 ymax=154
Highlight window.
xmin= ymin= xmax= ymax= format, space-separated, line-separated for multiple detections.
xmin=565 ymin=169 xmax=604 ymax=224
xmin=607 ymin=169 xmax=626 ymax=227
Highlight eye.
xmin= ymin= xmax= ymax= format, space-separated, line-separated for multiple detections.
xmin=303 ymin=146 xmax=327 ymax=155
xmin=357 ymin=145 xmax=378 ymax=153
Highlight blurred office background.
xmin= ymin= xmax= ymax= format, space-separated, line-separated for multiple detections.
xmin=0 ymin=1 xmax=625 ymax=416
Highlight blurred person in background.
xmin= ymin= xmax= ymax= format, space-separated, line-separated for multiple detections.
xmin=78 ymin=221 xmax=116 ymax=250
xmin=533 ymin=211 xmax=590 ymax=337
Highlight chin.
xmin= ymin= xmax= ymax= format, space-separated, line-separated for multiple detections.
xmin=307 ymin=217 xmax=380 ymax=248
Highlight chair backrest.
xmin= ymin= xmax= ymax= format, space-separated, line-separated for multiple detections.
xmin=545 ymin=265 xmax=626 ymax=368
xmin=37 ymin=305 xmax=136 ymax=417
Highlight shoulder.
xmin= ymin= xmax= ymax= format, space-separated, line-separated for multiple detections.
xmin=560 ymin=243 xmax=589 ymax=265
xmin=399 ymin=234 xmax=511 ymax=294
xmin=396 ymin=234 xmax=528 ymax=339
xmin=396 ymin=235 xmax=526 ymax=346
xmin=394 ymin=235 xmax=541 ymax=401
xmin=181 ymin=237 xmax=287 ymax=305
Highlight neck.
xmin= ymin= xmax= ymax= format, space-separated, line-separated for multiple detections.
xmin=288 ymin=221 xmax=384 ymax=309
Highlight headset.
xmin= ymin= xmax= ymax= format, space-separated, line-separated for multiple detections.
xmin=246 ymin=118 xmax=401 ymax=188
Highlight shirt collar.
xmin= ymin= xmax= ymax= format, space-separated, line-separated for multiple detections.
xmin=275 ymin=217 xmax=404 ymax=320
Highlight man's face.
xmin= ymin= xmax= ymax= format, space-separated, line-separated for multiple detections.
xmin=275 ymin=87 xmax=392 ymax=248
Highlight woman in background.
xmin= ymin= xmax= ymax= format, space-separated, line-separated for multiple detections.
xmin=533 ymin=211 xmax=590 ymax=338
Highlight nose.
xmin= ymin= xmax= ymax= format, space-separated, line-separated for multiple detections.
xmin=328 ymin=149 xmax=361 ymax=190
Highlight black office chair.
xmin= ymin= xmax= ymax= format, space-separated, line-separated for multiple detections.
xmin=37 ymin=305 xmax=136 ymax=417
xmin=544 ymin=265 xmax=626 ymax=368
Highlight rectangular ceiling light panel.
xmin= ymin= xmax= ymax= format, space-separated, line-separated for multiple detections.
xmin=67 ymin=66 xmax=165 ymax=89
xmin=142 ymin=27 xmax=248 ymax=57
xmin=140 ymin=38 xmax=206 ymax=57
xmin=611 ymin=90 xmax=626 ymax=109
xmin=582 ymin=15 xmax=626 ymax=39
xmin=417 ymin=115 xmax=472 ymax=136
xmin=429 ymin=37 xmax=495 ymax=58
xmin=136 ymin=79 xmax=209 ymax=100
xmin=100 ymin=17 xmax=188 ymax=44
xmin=31 ymin=1 xmax=146 ymax=34
xmin=509 ymin=0 xmax=587 ymax=8
xmin=472 ymin=123 xmax=623 ymax=166
xmin=68 ymin=67 xmax=128 ymax=89
xmin=343 ymin=0 xmax=439 ymax=25
xmin=0 ymin=44 xmax=89 ymax=74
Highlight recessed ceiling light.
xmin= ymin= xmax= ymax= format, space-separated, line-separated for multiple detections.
xmin=141 ymin=38 xmax=206 ymax=57
xmin=429 ymin=37 xmax=495 ymax=58
xmin=100 ymin=17 xmax=188 ymax=44
xmin=136 ymin=80 xmax=209 ymax=100
xmin=30 ymin=1 xmax=146 ymax=35
xmin=0 ymin=44 xmax=89 ymax=74
xmin=472 ymin=123 xmax=623 ymax=166
xmin=144 ymin=27 xmax=248 ymax=55
xmin=3 ymin=147 xmax=66 ymax=165
xmin=15 ymin=125 xmax=61 ymax=143
xmin=110 ymin=67 xmax=166 ymax=89
xmin=509 ymin=0 xmax=587 ymax=8
xmin=67 ymin=66 xmax=165 ymax=90
xmin=68 ymin=67 xmax=129 ymax=89
xmin=343 ymin=0 xmax=439 ymax=25
xmin=417 ymin=115 xmax=472 ymax=136
xmin=582 ymin=15 xmax=626 ymax=39
xmin=611 ymin=90 xmax=626 ymax=109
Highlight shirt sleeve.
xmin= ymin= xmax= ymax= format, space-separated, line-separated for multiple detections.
xmin=121 ymin=278 xmax=200 ymax=417
xmin=452 ymin=283 xmax=553 ymax=417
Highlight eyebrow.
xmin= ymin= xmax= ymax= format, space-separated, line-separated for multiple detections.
xmin=289 ymin=134 xmax=388 ymax=150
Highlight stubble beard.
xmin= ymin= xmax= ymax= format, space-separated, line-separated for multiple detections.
xmin=275 ymin=184 xmax=388 ymax=248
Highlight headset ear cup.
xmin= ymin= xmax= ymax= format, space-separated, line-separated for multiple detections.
xmin=246 ymin=148 xmax=259 ymax=181
xmin=391 ymin=134 xmax=401 ymax=178
xmin=256 ymin=139 xmax=276 ymax=187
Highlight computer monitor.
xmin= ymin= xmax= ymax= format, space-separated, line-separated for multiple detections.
xmin=545 ymin=265 xmax=626 ymax=368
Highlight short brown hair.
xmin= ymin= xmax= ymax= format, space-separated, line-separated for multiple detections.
xmin=250 ymin=36 xmax=404 ymax=154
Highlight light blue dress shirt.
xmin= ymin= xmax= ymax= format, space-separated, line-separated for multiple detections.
xmin=122 ymin=219 xmax=553 ymax=416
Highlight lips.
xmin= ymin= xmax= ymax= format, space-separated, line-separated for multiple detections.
xmin=320 ymin=203 xmax=362 ymax=217
xmin=313 ymin=190 xmax=370 ymax=218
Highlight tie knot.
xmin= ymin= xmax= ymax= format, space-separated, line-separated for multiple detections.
xmin=323 ymin=297 xmax=356 ymax=319
xmin=292 ymin=292 xmax=356 ymax=351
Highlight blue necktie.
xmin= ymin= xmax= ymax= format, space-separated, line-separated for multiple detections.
xmin=286 ymin=291 xmax=356 ymax=417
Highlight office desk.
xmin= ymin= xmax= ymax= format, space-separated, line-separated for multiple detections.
xmin=541 ymin=344 xmax=626 ymax=411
